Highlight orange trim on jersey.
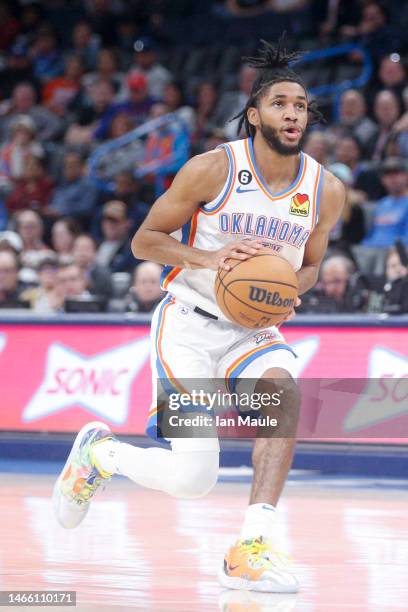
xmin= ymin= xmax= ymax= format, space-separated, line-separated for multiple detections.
xmin=162 ymin=210 xmax=199 ymax=290
xmin=225 ymin=339 xmax=284 ymax=392
xmin=200 ymin=144 xmax=237 ymax=216
xmin=311 ymin=163 xmax=321 ymax=231
xmin=244 ymin=138 xmax=307 ymax=201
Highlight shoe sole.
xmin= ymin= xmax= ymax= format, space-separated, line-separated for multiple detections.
xmin=217 ymin=567 xmax=299 ymax=593
xmin=52 ymin=421 xmax=112 ymax=529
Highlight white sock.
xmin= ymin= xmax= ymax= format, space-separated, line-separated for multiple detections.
xmin=240 ymin=503 xmax=276 ymax=540
xmin=92 ymin=439 xmax=219 ymax=499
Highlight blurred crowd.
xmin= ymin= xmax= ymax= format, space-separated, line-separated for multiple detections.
xmin=0 ymin=0 xmax=407 ymax=314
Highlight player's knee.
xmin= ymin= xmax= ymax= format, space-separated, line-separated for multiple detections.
xmin=255 ymin=369 xmax=300 ymax=434
xmin=170 ymin=451 xmax=219 ymax=499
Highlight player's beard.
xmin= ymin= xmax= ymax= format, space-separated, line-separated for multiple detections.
xmin=259 ymin=121 xmax=305 ymax=156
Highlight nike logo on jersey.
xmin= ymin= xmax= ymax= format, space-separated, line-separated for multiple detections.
xmin=236 ymin=186 xmax=259 ymax=194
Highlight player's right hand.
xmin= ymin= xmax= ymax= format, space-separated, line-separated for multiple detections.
xmin=205 ymin=239 xmax=264 ymax=271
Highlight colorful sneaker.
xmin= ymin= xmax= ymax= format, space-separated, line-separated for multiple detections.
xmin=218 ymin=537 xmax=299 ymax=593
xmin=52 ymin=421 xmax=115 ymax=529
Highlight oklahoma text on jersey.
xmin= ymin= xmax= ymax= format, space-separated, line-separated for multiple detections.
xmin=161 ymin=137 xmax=324 ymax=320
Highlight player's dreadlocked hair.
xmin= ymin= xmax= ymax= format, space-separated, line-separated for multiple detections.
xmin=232 ymin=35 xmax=325 ymax=138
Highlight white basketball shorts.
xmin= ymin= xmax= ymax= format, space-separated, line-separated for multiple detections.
xmin=146 ymin=294 xmax=298 ymax=443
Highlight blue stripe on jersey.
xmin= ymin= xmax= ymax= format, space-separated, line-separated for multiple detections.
xmin=248 ymin=137 xmax=305 ymax=198
xmin=146 ymin=294 xmax=173 ymax=445
xmin=226 ymin=343 xmax=297 ymax=394
xmin=201 ymin=144 xmax=234 ymax=213
xmin=315 ymin=166 xmax=324 ymax=225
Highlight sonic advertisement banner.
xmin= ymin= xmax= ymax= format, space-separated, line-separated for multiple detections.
xmin=0 ymin=323 xmax=407 ymax=440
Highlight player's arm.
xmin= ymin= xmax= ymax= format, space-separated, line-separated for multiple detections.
xmin=296 ymin=171 xmax=346 ymax=295
xmin=131 ymin=150 xmax=263 ymax=271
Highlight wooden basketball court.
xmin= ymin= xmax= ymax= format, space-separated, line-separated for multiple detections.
xmin=1 ymin=471 xmax=407 ymax=611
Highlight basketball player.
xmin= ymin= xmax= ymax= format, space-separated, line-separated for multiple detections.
xmin=53 ymin=39 xmax=344 ymax=593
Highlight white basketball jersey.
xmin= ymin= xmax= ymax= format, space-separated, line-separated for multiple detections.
xmin=161 ymin=137 xmax=324 ymax=320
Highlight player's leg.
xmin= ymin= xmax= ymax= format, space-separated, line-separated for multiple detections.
xmin=53 ymin=297 xmax=220 ymax=529
xmin=217 ymin=334 xmax=300 ymax=592
xmin=249 ymin=367 xmax=300 ymax=507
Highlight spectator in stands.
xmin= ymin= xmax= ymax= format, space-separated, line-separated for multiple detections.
xmin=332 ymin=133 xmax=385 ymax=201
xmin=29 ymin=26 xmax=64 ymax=83
xmin=42 ymin=54 xmax=85 ymax=116
xmin=192 ymin=81 xmax=219 ymax=150
xmin=214 ymin=64 xmax=257 ymax=139
xmin=95 ymin=171 xmax=149 ymax=238
xmin=95 ymin=200 xmax=135 ymax=273
xmin=132 ymin=37 xmax=171 ymax=99
xmin=334 ymin=90 xmax=377 ymax=154
xmin=371 ymin=90 xmax=401 ymax=161
xmin=94 ymin=71 xmax=155 ymax=140
xmin=163 ymin=81 xmax=195 ymax=131
xmin=341 ymin=1 xmax=400 ymax=60
xmin=16 ymin=209 xmax=48 ymax=269
xmin=82 ymin=48 xmax=125 ymax=100
xmin=0 ymin=82 xmax=63 ymax=143
xmin=303 ymin=131 xmax=331 ymax=166
xmin=49 ymin=151 xmax=99 ymax=226
xmin=121 ymin=261 xmax=164 ymax=313
xmin=115 ymin=13 xmax=139 ymax=64
xmin=381 ymin=245 xmax=408 ymax=313
xmin=0 ymin=115 xmax=43 ymax=182
xmin=366 ymin=54 xmax=407 ymax=106
xmin=0 ymin=250 xmax=29 ymax=308
xmin=333 ymin=134 xmax=363 ymax=176
xmin=54 ymin=261 xmax=90 ymax=311
xmin=108 ymin=112 xmax=135 ymax=139
xmin=327 ymin=163 xmax=366 ymax=249
xmin=20 ymin=254 xmax=60 ymax=313
xmin=362 ymin=157 xmax=408 ymax=247
xmin=300 ymin=255 xmax=367 ymax=313
xmin=320 ymin=256 xmax=361 ymax=311
xmin=6 ymin=155 xmax=54 ymax=213
xmin=51 ymin=218 xmax=80 ymax=258
xmin=65 ymin=79 xmax=116 ymax=145
xmin=72 ymin=234 xmax=113 ymax=298
xmin=71 ymin=21 xmax=100 ymax=71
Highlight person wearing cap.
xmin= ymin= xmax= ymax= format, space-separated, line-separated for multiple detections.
xmin=362 ymin=157 xmax=408 ymax=248
xmin=93 ymin=171 xmax=149 ymax=240
xmin=94 ymin=70 xmax=156 ymax=141
xmin=20 ymin=255 xmax=60 ymax=313
xmin=133 ymin=37 xmax=171 ymax=99
xmin=95 ymin=200 xmax=137 ymax=273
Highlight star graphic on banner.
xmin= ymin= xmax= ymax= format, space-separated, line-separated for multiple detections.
xmin=291 ymin=336 xmax=320 ymax=378
xmin=344 ymin=346 xmax=408 ymax=431
xmin=0 ymin=332 xmax=6 ymax=354
xmin=22 ymin=338 xmax=150 ymax=424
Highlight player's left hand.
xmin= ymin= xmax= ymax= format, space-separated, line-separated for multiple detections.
xmin=276 ymin=297 xmax=301 ymax=328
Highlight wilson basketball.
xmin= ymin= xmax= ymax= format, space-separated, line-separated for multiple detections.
xmin=215 ymin=249 xmax=298 ymax=328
